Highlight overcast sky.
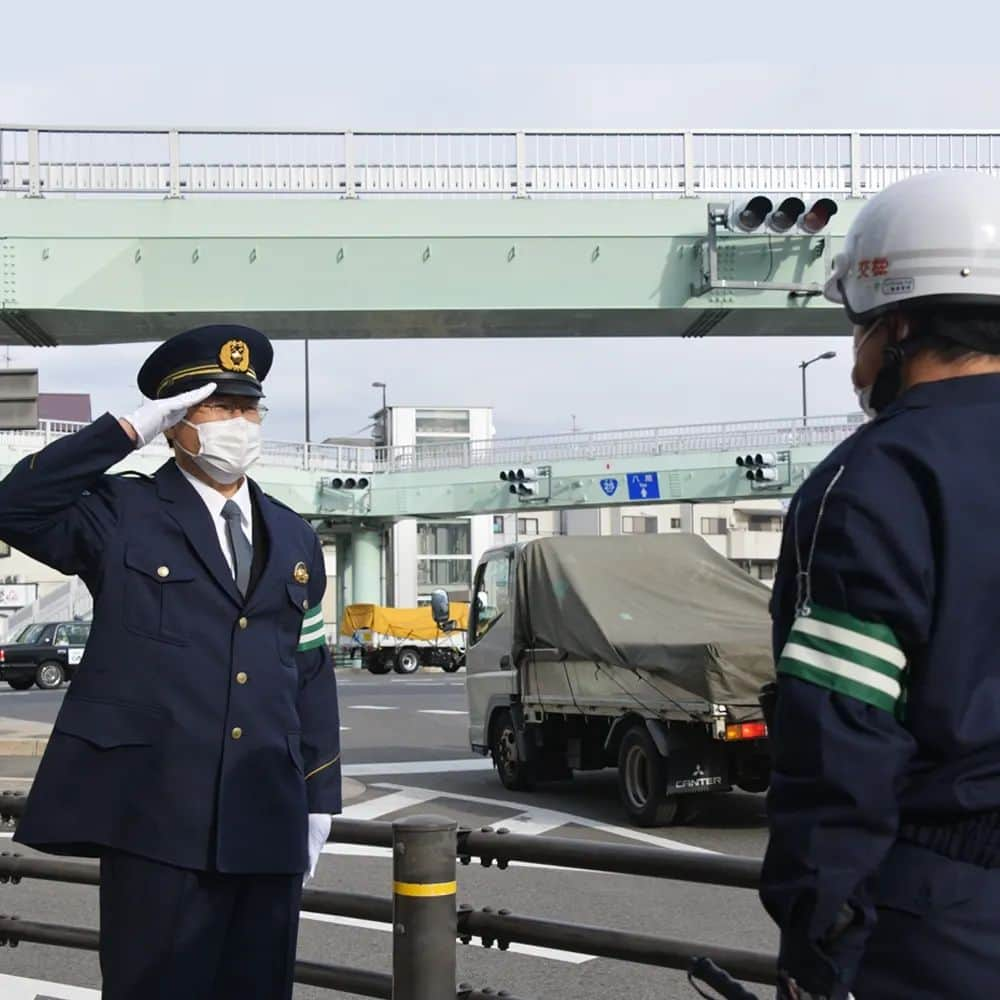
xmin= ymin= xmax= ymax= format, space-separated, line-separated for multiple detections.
xmin=3 ymin=4 xmax=998 ymax=441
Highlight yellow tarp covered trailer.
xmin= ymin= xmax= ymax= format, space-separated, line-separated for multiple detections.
xmin=339 ymin=603 xmax=468 ymax=675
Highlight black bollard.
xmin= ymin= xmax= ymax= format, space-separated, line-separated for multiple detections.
xmin=391 ymin=814 xmax=457 ymax=1000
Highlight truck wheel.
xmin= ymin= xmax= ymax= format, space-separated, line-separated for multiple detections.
xmin=6 ymin=677 xmax=33 ymax=691
xmin=36 ymin=661 xmax=65 ymax=691
xmin=490 ymin=709 xmax=535 ymax=791
xmin=367 ymin=657 xmax=392 ymax=675
xmin=618 ymin=726 xmax=677 ymax=827
xmin=394 ymin=647 xmax=421 ymax=675
xmin=440 ymin=654 xmax=462 ymax=673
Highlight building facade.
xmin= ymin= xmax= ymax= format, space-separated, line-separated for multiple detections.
xmin=378 ymin=406 xmax=496 ymax=607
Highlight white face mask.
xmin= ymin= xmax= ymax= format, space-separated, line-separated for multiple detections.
xmin=855 ymin=383 xmax=877 ymax=419
xmin=852 ymin=320 xmax=885 ymax=419
xmin=178 ymin=417 xmax=262 ymax=484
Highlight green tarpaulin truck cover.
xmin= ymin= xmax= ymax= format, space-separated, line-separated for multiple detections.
xmin=512 ymin=534 xmax=776 ymax=709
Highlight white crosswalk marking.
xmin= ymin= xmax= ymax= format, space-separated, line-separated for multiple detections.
xmin=340 ymin=787 xmax=441 ymax=820
xmin=343 ymin=759 xmax=492 ymax=776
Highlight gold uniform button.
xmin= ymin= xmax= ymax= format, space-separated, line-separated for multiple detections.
xmin=157 ymin=566 xmax=170 ymax=578
xmin=236 ymin=672 xmax=248 ymax=685
xmin=238 ymin=617 xmax=248 ymax=630
xmin=231 ymin=727 xmax=243 ymax=740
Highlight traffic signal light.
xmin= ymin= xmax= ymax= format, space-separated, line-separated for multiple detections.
xmin=799 ymin=198 xmax=838 ymax=234
xmin=500 ymin=467 xmax=540 ymax=496
xmin=725 ymin=196 xmax=839 ymax=235
xmin=729 ymin=196 xmax=773 ymax=233
xmin=766 ymin=197 xmax=806 ymax=234
xmin=736 ymin=453 xmax=778 ymax=482
xmin=329 ymin=476 xmax=371 ymax=490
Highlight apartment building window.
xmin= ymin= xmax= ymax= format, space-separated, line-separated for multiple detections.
xmin=417 ymin=521 xmax=471 ymax=556
xmin=517 ymin=517 xmax=540 ymax=536
xmin=748 ymin=515 xmax=784 ymax=532
xmin=415 ymin=409 xmax=471 ymax=436
xmin=623 ymin=516 xmax=658 ymax=534
xmin=417 ymin=558 xmax=473 ymax=592
xmin=701 ymin=517 xmax=728 ymax=535
xmin=669 ymin=518 xmax=682 ymax=530
xmin=493 ymin=515 xmax=505 ymax=535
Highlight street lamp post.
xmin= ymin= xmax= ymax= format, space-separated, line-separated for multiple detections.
xmin=372 ymin=381 xmax=387 ymax=415
xmin=799 ymin=351 xmax=837 ymax=427
xmin=371 ymin=382 xmax=388 ymax=445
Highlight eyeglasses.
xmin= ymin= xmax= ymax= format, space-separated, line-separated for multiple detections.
xmin=192 ymin=401 xmax=269 ymax=423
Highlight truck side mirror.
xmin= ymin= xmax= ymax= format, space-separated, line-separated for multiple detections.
xmin=430 ymin=589 xmax=452 ymax=630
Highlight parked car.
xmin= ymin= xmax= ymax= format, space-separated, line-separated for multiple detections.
xmin=0 ymin=620 xmax=92 ymax=690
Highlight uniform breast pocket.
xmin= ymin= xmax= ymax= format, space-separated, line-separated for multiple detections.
xmin=123 ymin=545 xmax=197 ymax=646
xmin=276 ymin=582 xmax=309 ymax=666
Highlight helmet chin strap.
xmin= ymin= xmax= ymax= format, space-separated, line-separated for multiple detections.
xmin=867 ymin=329 xmax=917 ymax=414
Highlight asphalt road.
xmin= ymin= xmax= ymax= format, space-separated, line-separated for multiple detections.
xmin=0 ymin=670 xmax=775 ymax=1000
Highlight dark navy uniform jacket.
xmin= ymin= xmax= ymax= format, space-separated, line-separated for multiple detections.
xmin=0 ymin=415 xmax=341 ymax=874
xmin=761 ymin=373 xmax=1000 ymax=995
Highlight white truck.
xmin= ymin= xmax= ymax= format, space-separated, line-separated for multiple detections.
xmin=433 ymin=534 xmax=774 ymax=826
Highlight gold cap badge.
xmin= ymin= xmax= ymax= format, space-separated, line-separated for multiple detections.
xmin=293 ymin=562 xmax=310 ymax=584
xmin=220 ymin=339 xmax=251 ymax=373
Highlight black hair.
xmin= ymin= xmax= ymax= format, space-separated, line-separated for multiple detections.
xmin=903 ymin=305 xmax=1000 ymax=361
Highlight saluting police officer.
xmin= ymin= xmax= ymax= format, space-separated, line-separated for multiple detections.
xmin=0 ymin=326 xmax=341 ymax=999
xmin=762 ymin=171 xmax=1000 ymax=999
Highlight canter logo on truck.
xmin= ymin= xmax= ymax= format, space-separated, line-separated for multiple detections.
xmin=675 ymin=763 xmax=724 ymax=790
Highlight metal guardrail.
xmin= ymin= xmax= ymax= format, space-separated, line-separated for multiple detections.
xmin=0 ymin=791 xmax=775 ymax=998
xmin=0 ymin=414 xmax=861 ymax=476
xmin=3 ymin=126 xmax=1000 ymax=199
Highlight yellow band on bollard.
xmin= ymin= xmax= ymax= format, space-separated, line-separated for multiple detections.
xmin=393 ymin=880 xmax=458 ymax=898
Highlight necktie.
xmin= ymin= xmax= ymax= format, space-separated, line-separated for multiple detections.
xmin=221 ymin=500 xmax=252 ymax=596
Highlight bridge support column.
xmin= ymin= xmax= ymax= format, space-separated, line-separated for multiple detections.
xmin=351 ymin=529 xmax=383 ymax=605
xmin=335 ymin=535 xmax=353 ymax=629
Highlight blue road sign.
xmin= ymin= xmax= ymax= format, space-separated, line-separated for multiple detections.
xmin=627 ymin=472 xmax=661 ymax=501
xmin=600 ymin=478 xmax=618 ymax=497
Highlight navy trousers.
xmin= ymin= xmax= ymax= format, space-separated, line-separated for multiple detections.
xmin=99 ymin=850 xmax=302 ymax=1000
xmin=853 ymin=841 xmax=1000 ymax=999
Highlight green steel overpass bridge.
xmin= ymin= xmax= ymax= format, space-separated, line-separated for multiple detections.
xmin=0 ymin=413 xmax=859 ymax=618
xmin=4 ymin=126 xmax=997 ymax=346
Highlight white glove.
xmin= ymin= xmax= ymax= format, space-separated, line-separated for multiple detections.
xmin=304 ymin=813 xmax=332 ymax=885
xmin=121 ymin=383 xmax=217 ymax=447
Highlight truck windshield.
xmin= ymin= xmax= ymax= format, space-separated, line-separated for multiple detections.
xmin=472 ymin=554 xmax=511 ymax=644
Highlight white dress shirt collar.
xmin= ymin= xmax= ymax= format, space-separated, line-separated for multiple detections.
xmin=178 ymin=466 xmax=253 ymax=531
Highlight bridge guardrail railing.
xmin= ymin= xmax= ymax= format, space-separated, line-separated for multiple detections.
xmin=0 ymin=790 xmax=776 ymax=999
xmin=0 ymin=414 xmax=860 ymax=476
xmin=4 ymin=126 xmax=1000 ymax=199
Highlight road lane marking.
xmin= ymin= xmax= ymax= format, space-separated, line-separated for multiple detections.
xmin=0 ymin=973 xmax=97 ymax=998
xmin=372 ymin=782 xmax=716 ymax=853
xmin=343 ymin=759 xmax=492 ymax=776
xmin=418 ymin=709 xmax=468 ymax=716
xmin=301 ymin=913 xmax=592 ymax=964
xmin=348 ymin=705 xmax=400 ymax=711
xmin=340 ymin=787 xmax=441 ymax=820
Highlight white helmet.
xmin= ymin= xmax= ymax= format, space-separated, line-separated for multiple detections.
xmin=825 ymin=171 xmax=1000 ymax=324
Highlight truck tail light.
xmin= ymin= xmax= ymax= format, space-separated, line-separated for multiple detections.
xmin=0 ymin=649 xmax=5 ymax=663
xmin=725 ymin=721 xmax=768 ymax=741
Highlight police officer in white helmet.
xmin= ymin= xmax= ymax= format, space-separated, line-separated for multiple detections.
xmin=761 ymin=171 xmax=1000 ymax=999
